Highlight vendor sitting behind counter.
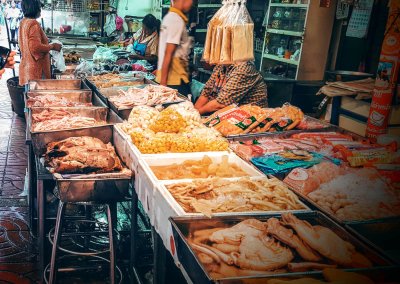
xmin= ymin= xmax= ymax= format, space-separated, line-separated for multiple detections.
xmin=195 ymin=61 xmax=268 ymax=115
xmin=128 ymin=14 xmax=160 ymax=64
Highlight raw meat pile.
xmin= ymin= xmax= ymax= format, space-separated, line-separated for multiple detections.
xmin=109 ymin=85 xmax=180 ymax=109
xmin=27 ymin=94 xmax=92 ymax=107
xmin=284 ymin=165 xmax=400 ymax=221
xmin=44 ymin=136 xmax=122 ymax=174
xmin=188 ymin=213 xmax=372 ymax=279
xmin=31 ymin=109 xmax=105 ymax=132
xmin=166 ymin=177 xmax=304 ymax=216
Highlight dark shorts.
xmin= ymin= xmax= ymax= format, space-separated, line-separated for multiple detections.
xmin=167 ymin=80 xmax=191 ymax=98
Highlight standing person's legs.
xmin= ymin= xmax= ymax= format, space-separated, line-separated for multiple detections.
xmin=167 ymin=80 xmax=191 ymax=98
xmin=10 ymin=28 xmax=16 ymax=47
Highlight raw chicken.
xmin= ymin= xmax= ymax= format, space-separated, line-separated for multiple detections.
xmin=230 ymin=234 xmax=294 ymax=271
xmin=45 ymin=136 xmax=123 ymax=174
xmin=266 ymin=218 xmax=321 ymax=261
xmin=210 ymin=219 xmax=266 ymax=245
xmin=281 ymin=213 xmax=372 ymax=268
xmin=27 ymin=94 xmax=91 ymax=107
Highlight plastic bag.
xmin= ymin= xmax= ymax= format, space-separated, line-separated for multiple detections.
xmin=49 ymin=40 xmax=66 ymax=72
xmin=203 ymin=0 xmax=254 ymax=64
xmin=203 ymin=0 xmax=228 ymax=62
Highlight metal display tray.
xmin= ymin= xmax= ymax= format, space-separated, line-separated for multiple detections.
xmin=107 ymin=93 xmax=188 ymax=121
xmin=36 ymin=126 xmax=131 ymax=203
xmin=170 ymin=211 xmax=395 ymax=284
xmin=24 ymin=92 xmax=115 ymax=145
xmin=285 ymin=183 xmax=400 ymax=226
xmin=25 ymin=90 xmax=93 ymax=108
xmin=28 ymin=79 xmax=89 ymax=90
xmin=211 ymin=267 xmax=400 ymax=284
xmin=55 ymin=177 xmax=131 ymax=203
xmin=345 ymin=218 xmax=400 ymax=264
xmin=29 ymin=107 xmax=110 ymax=155
xmin=85 ymin=77 xmax=156 ymax=106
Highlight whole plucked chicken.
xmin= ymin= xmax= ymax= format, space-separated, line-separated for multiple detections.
xmin=44 ymin=136 xmax=123 ymax=174
xmin=281 ymin=213 xmax=372 ymax=268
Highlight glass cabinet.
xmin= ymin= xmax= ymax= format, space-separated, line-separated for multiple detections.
xmin=261 ymin=0 xmax=309 ymax=79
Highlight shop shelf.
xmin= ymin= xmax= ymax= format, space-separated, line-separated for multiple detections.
xmin=264 ymin=53 xmax=299 ymax=66
xmin=270 ymin=3 xmax=309 ymax=8
xmin=267 ymin=28 xmax=304 ymax=37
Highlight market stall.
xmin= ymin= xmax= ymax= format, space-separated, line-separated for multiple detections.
xmin=13 ymin=0 xmax=399 ymax=283
xmin=22 ymin=65 xmax=400 ymax=283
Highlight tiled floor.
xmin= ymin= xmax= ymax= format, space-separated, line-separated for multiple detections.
xmin=0 ymin=62 xmax=39 ymax=283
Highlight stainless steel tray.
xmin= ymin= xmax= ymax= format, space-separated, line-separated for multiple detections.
xmin=216 ymin=267 xmax=400 ymax=284
xmin=28 ymin=79 xmax=88 ymax=90
xmin=287 ymin=184 xmax=400 ymax=226
xmin=29 ymin=107 xmax=110 ymax=155
xmin=345 ymin=218 xmax=400 ymax=264
xmin=88 ymin=77 xmax=145 ymax=88
xmin=38 ymin=127 xmax=132 ymax=203
xmin=170 ymin=211 xmax=394 ymax=284
xmin=25 ymin=90 xmax=93 ymax=108
xmin=55 ymin=178 xmax=131 ymax=203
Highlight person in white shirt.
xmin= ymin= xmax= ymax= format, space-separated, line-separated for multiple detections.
xmin=156 ymin=0 xmax=193 ymax=97
xmin=6 ymin=1 xmax=22 ymax=48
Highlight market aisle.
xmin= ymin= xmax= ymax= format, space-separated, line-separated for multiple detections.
xmin=0 ymin=70 xmax=40 ymax=283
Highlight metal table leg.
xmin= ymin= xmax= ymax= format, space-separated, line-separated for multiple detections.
xmin=152 ymin=227 xmax=166 ymax=284
xmin=130 ymin=188 xmax=138 ymax=267
xmin=130 ymin=187 xmax=143 ymax=283
xmin=27 ymin=144 xmax=34 ymax=232
xmin=37 ymin=179 xmax=45 ymax=283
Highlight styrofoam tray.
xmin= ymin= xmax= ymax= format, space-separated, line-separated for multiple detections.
xmin=152 ymin=176 xmax=311 ymax=256
xmin=141 ymin=152 xmax=260 ymax=183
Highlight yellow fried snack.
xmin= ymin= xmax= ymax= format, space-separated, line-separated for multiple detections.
xmin=150 ymin=155 xmax=249 ymax=179
xmin=149 ymin=108 xmax=187 ymax=133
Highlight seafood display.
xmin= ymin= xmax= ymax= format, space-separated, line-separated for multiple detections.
xmin=166 ymin=177 xmax=305 ymax=216
xmin=285 ymin=166 xmax=400 ymax=221
xmin=204 ymin=103 xmax=305 ymax=136
xmin=187 ymin=213 xmax=372 ymax=279
xmin=120 ymin=102 xmax=228 ymax=153
xmin=44 ymin=136 xmax=123 ymax=174
xmin=27 ymin=94 xmax=92 ymax=108
xmin=108 ymin=85 xmax=180 ymax=109
xmin=150 ymin=155 xmax=249 ymax=179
